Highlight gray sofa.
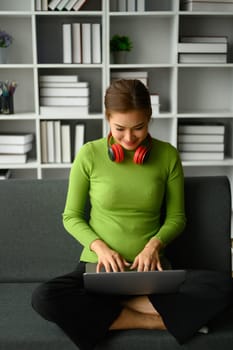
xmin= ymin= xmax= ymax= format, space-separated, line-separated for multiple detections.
xmin=0 ymin=176 xmax=233 ymax=350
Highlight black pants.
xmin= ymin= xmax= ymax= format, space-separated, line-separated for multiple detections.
xmin=32 ymin=263 xmax=233 ymax=350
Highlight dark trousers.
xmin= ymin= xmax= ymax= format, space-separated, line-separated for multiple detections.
xmin=32 ymin=264 xmax=233 ymax=350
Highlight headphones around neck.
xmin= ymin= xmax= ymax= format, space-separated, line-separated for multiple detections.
xmin=107 ymin=133 xmax=152 ymax=164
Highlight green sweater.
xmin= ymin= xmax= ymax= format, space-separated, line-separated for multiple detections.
xmin=63 ymin=137 xmax=186 ymax=263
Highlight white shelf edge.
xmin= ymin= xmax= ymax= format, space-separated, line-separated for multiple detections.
xmin=182 ymin=158 xmax=233 ymax=167
xmin=0 ymin=160 xmax=39 ymax=169
xmin=37 ymin=64 xmax=103 ymax=68
xmin=109 ymin=64 xmax=175 ymax=68
xmin=178 ymin=111 xmax=233 ymax=118
xmin=40 ymin=163 xmax=72 ymax=169
xmin=38 ymin=114 xmax=103 ymax=120
xmin=34 ymin=11 xmax=103 ymax=16
xmin=179 ymin=11 xmax=233 ymax=16
xmin=0 ymin=112 xmax=36 ymax=120
xmin=109 ymin=11 xmax=176 ymax=17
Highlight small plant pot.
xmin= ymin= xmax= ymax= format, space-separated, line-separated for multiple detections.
xmin=113 ymin=51 xmax=127 ymax=64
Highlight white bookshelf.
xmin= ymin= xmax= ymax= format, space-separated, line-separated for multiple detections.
xmin=0 ymin=0 xmax=233 ymax=191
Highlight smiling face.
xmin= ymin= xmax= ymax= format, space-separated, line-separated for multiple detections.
xmin=108 ymin=110 xmax=149 ymax=151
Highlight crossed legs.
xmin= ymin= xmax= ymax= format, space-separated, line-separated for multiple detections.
xmin=110 ymin=296 xmax=166 ymax=330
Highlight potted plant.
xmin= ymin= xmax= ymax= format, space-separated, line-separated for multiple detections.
xmin=110 ymin=34 xmax=133 ymax=64
xmin=0 ymin=29 xmax=13 ymax=64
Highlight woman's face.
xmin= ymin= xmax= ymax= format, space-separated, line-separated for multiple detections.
xmin=108 ymin=110 xmax=149 ymax=151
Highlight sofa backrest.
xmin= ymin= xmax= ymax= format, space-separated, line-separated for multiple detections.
xmin=166 ymin=176 xmax=232 ymax=273
xmin=0 ymin=176 xmax=231 ymax=282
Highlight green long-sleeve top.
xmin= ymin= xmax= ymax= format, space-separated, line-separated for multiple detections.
xmin=63 ymin=137 xmax=186 ymax=263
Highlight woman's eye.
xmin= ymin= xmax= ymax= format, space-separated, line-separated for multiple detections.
xmin=116 ymin=128 xmax=124 ymax=131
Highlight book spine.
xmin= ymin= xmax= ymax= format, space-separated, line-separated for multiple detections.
xmin=40 ymin=121 xmax=48 ymax=163
xmin=73 ymin=0 xmax=87 ymax=11
xmin=92 ymin=23 xmax=101 ymax=64
xmin=72 ymin=23 xmax=82 ymax=64
xmin=62 ymin=24 xmax=72 ymax=64
xmin=61 ymin=125 xmax=71 ymax=163
xmin=82 ymin=23 xmax=92 ymax=64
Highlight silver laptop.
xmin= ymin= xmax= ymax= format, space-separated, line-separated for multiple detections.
xmin=83 ymin=264 xmax=186 ymax=295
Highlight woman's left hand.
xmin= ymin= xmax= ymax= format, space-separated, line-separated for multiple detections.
xmin=130 ymin=237 xmax=163 ymax=272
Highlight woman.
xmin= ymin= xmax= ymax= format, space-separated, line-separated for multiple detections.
xmin=32 ymin=80 xmax=231 ymax=350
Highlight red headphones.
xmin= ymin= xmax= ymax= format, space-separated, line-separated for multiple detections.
xmin=107 ymin=133 xmax=152 ymax=164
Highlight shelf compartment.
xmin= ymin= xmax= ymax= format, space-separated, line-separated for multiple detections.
xmin=149 ymin=118 xmax=177 ymax=146
xmin=0 ymin=0 xmax=31 ymax=11
xmin=178 ymin=67 xmax=233 ymax=114
xmin=36 ymin=15 xmax=102 ymax=64
xmin=110 ymin=16 xmax=176 ymax=64
xmin=110 ymin=0 xmax=177 ymax=12
xmin=179 ymin=15 xmax=233 ymax=64
xmin=0 ymin=68 xmax=35 ymax=113
xmin=0 ymin=16 xmax=33 ymax=64
xmin=38 ymin=67 xmax=103 ymax=114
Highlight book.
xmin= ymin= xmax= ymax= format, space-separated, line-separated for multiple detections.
xmin=178 ymin=134 xmax=224 ymax=143
xmin=111 ymin=71 xmax=148 ymax=86
xmin=54 ymin=120 xmax=62 ymax=163
xmin=127 ymin=0 xmax=136 ymax=11
xmin=183 ymin=1 xmax=233 ymax=11
xmin=180 ymin=36 xmax=228 ymax=43
xmin=46 ymin=121 xmax=55 ymax=163
xmin=0 ymin=143 xmax=32 ymax=154
xmin=73 ymin=0 xmax=87 ymax=11
xmin=92 ymin=23 xmax=102 ymax=64
xmin=178 ymin=124 xmax=225 ymax=134
xmin=57 ymin=0 xmax=70 ymax=10
xmin=41 ymin=0 xmax=48 ymax=10
xmin=0 ymin=154 xmax=27 ymax=164
xmin=179 ymin=151 xmax=224 ymax=161
xmin=39 ymin=82 xmax=88 ymax=88
xmin=178 ymin=42 xmax=227 ymax=53
xmin=178 ymin=143 xmax=224 ymax=152
xmin=62 ymin=24 xmax=72 ymax=64
xmin=118 ymin=0 xmax=127 ymax=11
xmin=137 ymin=0 xmax=145 ymax=11
xmin=36 ymin=0 xmax=42 ymax=11
xmin=61 ymin=124 xmax=71 ymax=163
xmin=40 ymin=75 xmax=79 ymax=82
xmin=40 ymin=121 xmax=48 ymax=163
xmin=82 ymin=23 xmax=91 ymax=63
xmin=179 ymin=53 xmax=227 ymax=64
xmin=74 ymin=124 xmax=85 ymax=156
xmin=48 ymin=0 xmax=62 ymax=10
xmin=72 ymin=23 xmax=82 ymax=63
xmin=40 ymin=87 xmax=89 ymax=97
xmin=65 ymin=0 xmax=79 ymax=10
xmin=39 ymin=105 xmax=89 ymax=116
xmin=40 ymin=96 xmax=89 ymax=106
xmin=0 ymin=133 xmax=33 ymax=145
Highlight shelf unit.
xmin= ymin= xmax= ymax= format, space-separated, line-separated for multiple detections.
xmin=0 ymin=1 xmax=233 ymax=201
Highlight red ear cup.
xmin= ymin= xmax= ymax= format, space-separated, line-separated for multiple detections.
xmin=109 ymin=143 xmax=124 ymax=162
xmin=133 ymin=145 xmax=148 ymax=164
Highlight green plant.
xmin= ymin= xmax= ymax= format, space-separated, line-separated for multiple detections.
xmin=0 ymin=29 xmax=13 ymax=48
xmin=110 ymin=34 xmax=133 ymax=52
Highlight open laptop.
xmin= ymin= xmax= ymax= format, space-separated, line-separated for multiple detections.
xmin=83 ymin=263 xmax=186 ymax=295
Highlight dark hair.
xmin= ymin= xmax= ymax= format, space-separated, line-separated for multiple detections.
xmin=104 ymin=79 xmax=152 ymax=120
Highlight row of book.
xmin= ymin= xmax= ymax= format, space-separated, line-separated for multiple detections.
xmin=0 ymin=134 xmax=34 ymax=164
xmin=39 ymin=75 xmax=89 ymax=116
xmin=117 ymin=0 xmax=146 ymax=11
xmin=181 ymin=0 xmax=233 ymax=12
xmin=178 ymin=124 xmax=225 ymax=161
xmin=36 ymin=0 xmax=87 ymax=11
xmin=178 ymin=36 xmax=228 ymax=64
xmin=40 ymin=121 xmax=85 ymax=164
xmin=62 ymin=22 xmax=101 ymax=64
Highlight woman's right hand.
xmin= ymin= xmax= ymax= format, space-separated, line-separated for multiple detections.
xmin=90 ymin=239 xmax=130 ymax=272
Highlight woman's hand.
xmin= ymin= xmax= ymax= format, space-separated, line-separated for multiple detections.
xmin=90 ymin=239 xmax=130 ymax=272
xmin=130 ymin=238 xmax=163 ymax=272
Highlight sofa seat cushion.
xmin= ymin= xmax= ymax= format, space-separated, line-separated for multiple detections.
xmin=1 ymin=282 xmax=233 ymax=350
xmin=0 ymin=283 xmax=77 ymax=350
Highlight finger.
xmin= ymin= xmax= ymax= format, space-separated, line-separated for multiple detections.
xmin=157 ymin=259 xmax=163 ymax=271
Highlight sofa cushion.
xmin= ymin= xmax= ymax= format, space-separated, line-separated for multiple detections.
xmin=1 ymin=282 xmax=233 ymax=350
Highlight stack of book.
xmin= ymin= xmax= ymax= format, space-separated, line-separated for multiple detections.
xmin=62 ymin=22 xmax=101 ymax=64
xmin=40 ymin=121 xmax=85 ymax=164
xmin=0 ymin=133 xmax=34 ymax=164
xmin=117 ymin=0 xmax=145 ymax=11
xmin=39 ymin=75 xmax=89 ymax=117
xmin=36 ymin=0 xmax=87 ymax=11
xmin=178 ymin=124 xmax=225 ymax=161
xmin=181 ymin=0 xmax=233 ymax=12
xmin=178 ymin=36 xmax=228 ymax=64
xmin=111 ymin=71 xmax=148 ymax=87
